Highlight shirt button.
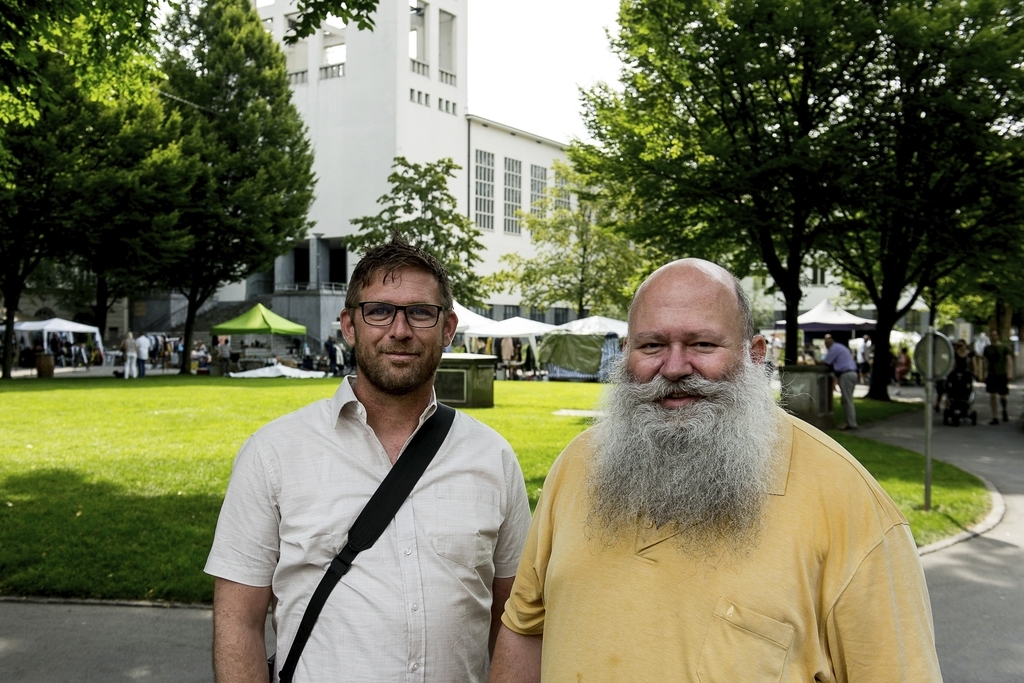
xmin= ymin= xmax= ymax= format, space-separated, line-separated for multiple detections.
xmin=404 ymin=547 xmax=412 ymax=556
xmin=726 ymin=606 xmax=735 ymax=618
xmin=411 ymin=663 xmax=419 ymax=671
xmin=411 ymin=603 xmax=419 ymax=611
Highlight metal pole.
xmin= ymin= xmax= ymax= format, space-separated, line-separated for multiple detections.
xmin=924 ymin=327 xmax=934 ymax=511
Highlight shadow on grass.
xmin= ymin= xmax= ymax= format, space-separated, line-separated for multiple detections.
xmin=0 ymin=469 xmax=220 ymax=603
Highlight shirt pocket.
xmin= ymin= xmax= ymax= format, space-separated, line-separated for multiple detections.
xmin=430 ymin=485 xmax=500 ymax=568
xmin=697 ymin=597 xmax=795 ymax=683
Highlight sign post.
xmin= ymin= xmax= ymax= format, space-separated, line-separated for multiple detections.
xmin=914 ymin=330 xmax=954 ymax=511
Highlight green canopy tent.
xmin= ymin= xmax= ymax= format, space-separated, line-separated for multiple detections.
xmin=211 ymin=303 xmax=306 ymax=357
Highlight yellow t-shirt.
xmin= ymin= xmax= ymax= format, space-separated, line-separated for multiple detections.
xmin=502 ymin=410 xmax=942 ymax=683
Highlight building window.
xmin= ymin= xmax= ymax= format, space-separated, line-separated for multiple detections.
xmin=553 ymin=307 xmax=569 ymax=325
xmin=530 ymin=165 xmax=547 ymax=217
xmin=503 ymin=305 xmax=520 ymax=320
xmin=438 ymin=10 xmax=455 ymax=73
xmin=504 ymin=157 xmax=522 ymax=234
xmin=810 ymin=267 xmax=827 ymax=285
xmin=470 ymin=306 xmax=492 ymax=319
xmin=529 ymin=306 xmax=546 ymax=322
xmin=554 ymin=172 xmax=571 ymax=210
xmin=475 ymin=150 xmax=495 ymax=230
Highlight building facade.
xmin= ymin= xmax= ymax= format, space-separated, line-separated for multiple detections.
xmin=209 ymin=0 xmax=571 ymax=345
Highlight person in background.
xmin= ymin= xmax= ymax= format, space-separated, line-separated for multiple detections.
xmin=324 ymin=336 xmax=338 ymax=376
xmin=894 ymin=347 xmax=912 ymax=392
xmin=857 ymin=334 xmax=872 ymax=384
xmin=217 ymin=337 xmax=232 ymax=375
xmin=983 ymin=329 xmax=1015 ymax=425
xmin=121 ymin=332 xmax=138 ymax=379
xmin=135 ymin=331 xmax=152 ymax=378
xmin=821 ymin=334 xmax=859 ymax=430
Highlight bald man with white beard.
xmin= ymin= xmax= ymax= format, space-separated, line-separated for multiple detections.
xmin=489 ymin=259 xmax=942 ymax=683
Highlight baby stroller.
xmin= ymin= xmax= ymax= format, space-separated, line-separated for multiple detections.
xmin=942 ymin=370 xmax=977 ymax=426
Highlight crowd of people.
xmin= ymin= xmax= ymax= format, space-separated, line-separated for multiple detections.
xmin=118 ymin=332 xmax=176 ymax=378
xmin=818 ymin=330 xmax=1016 ymax=427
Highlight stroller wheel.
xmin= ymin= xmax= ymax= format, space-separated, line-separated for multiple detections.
xmin=971 ymin=412 xmax=978 ymax=426
xmin=952 ymin=416 xmax=960 ymax=427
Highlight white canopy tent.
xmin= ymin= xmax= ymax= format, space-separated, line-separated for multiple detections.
xmin=775 ymin=299 xmax=876 ymax=332
xmin=452 ymin=301 xmax=493 ymax=333
xmin=553 ymin=315 xmax=628 ymax=337
xmin=463 ymin=316 xmax=556 ymax=370
xmin=8 ymin=318 xmax=105 ymax=353
xmin=463 ymin=316 xmax=557 ymax=338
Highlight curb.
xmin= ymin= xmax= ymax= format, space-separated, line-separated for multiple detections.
xmin=0 ymin=595 xmax=211 ymax=610
xmin=917 ymin=469 xmax=1006 ymax=556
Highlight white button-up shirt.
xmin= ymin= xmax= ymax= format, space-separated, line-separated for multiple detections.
xmin=206 ymin=378 xmax=532 ymax=682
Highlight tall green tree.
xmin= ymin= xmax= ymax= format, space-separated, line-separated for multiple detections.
xmin=488 ymin=164 xmax=649 ymax=319
xmin=0 ymin=53 xmax=91 ymax=378
xmin=0 ymin=1 xmax=155 ymax=132
xmin=161 ymin=0 xmax=316 ymax=373
xmin=572 ymin=0 xmax=883 ymax=363
xmin=347 ymin=157 xmax=489 ymax=307
xmin=824 ymin=0 xmax=1024 ymax=399
xmin=62 ymin=93 xmax=197 ymax=335
xmin=0 ymin=53 xmax=193 ymax=378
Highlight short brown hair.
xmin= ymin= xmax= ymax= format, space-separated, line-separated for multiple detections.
xmin=345 ymin=234 xmax=454 ymax=310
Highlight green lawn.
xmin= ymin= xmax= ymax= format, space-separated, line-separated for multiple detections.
xmin=0 ymin=377 xmax=988 ymax=603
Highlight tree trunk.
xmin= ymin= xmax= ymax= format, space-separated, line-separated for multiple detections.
xmin=867 ymin=311 xmax=898 ymax=401
xmin=92 ymin=276 xmax=110 ymax=337
xmin=1 ymin=287 xmax=20 ymax=379
xmin=179 ymin=290 xmax=199 ymax=375
xmin=783 ymin=297 xmax=800 ymax=365
xmin=774 ymin=266 xmax=802 ymax=365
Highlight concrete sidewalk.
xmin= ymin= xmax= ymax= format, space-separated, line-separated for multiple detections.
xmin=857 ymin=382 xmax=1024 ymax=683
xmin=1 ymin=383 xmax=1021 ymax=681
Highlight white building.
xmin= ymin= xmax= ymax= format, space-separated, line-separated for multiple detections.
xmin=210 ymin=0 xmax=571 ymax=344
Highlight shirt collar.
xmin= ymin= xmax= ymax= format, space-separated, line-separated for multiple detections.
xmin=766 ymin=407 xmax=794 ymax=496
xmin=329 ymin=375 xmax=438 ymax=428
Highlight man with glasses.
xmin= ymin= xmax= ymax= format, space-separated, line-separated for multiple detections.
xmin=206 ymin=236 xmax=531 ymax=682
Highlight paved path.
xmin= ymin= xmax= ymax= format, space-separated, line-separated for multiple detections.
xmin=857 ymin=382 xmax=1024 ymax=683
xmin=1 ymin=382 xmax=1021 ymax=681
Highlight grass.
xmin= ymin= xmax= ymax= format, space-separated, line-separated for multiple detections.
xmin=830 ymin=432 xmax=991 ymax=547
xmin=0 ymin=377 xmax=988 ymax=603
xmin=835 ymin=395 xmax=920 ymax=425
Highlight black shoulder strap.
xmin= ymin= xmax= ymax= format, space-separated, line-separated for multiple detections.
xmin=277 ymin=402 xmax=457 ymax=683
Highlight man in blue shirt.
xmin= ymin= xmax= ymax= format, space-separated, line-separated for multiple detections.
xmin=822 ymin=334 xmax=858 ymax=430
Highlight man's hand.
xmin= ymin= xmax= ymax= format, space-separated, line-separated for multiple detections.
xmin=488 ymin=625 xmax=542 ymax=683
xmin=213 ymin=578 xmax=273 ymax=683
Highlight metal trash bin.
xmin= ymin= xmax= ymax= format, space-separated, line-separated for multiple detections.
xmin=436 ymin=353 xmax=497 ymax=408
xmin=780 ymin=364 xmax=834 ymax=430
xmin=35 ymin=352 xmax=55 ymax=379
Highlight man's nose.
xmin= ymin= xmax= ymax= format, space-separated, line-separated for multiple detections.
xmin=660 ymin=344 xmax=693 ymax=381
xmin=388 ymin=309 xmax=414 ymax=337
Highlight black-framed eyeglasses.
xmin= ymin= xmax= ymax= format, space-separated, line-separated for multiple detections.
xmin=356 ymin=301 xmax=445 ymax=328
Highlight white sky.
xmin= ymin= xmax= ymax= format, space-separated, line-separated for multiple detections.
xmin=466 ymin=0 xmax=622 ymax=144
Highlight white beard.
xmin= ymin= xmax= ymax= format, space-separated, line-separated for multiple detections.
xmin=587 ymin=353 xmax=783 ymax=559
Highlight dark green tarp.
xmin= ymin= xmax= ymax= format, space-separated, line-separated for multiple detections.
xmin=537 ymin=331 xmax=606 ymax=374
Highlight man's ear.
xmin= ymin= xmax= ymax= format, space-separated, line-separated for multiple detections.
xmin=749 ymin=335 xmax=768 ymax=364
xmin=442 ymin=309 xmax=459 ymax=347
xmin=341 ymin=309 xmax=356 ymax=347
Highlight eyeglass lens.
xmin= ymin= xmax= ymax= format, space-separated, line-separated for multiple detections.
xmin=360 ymin=302 xmax=442 ymax=328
